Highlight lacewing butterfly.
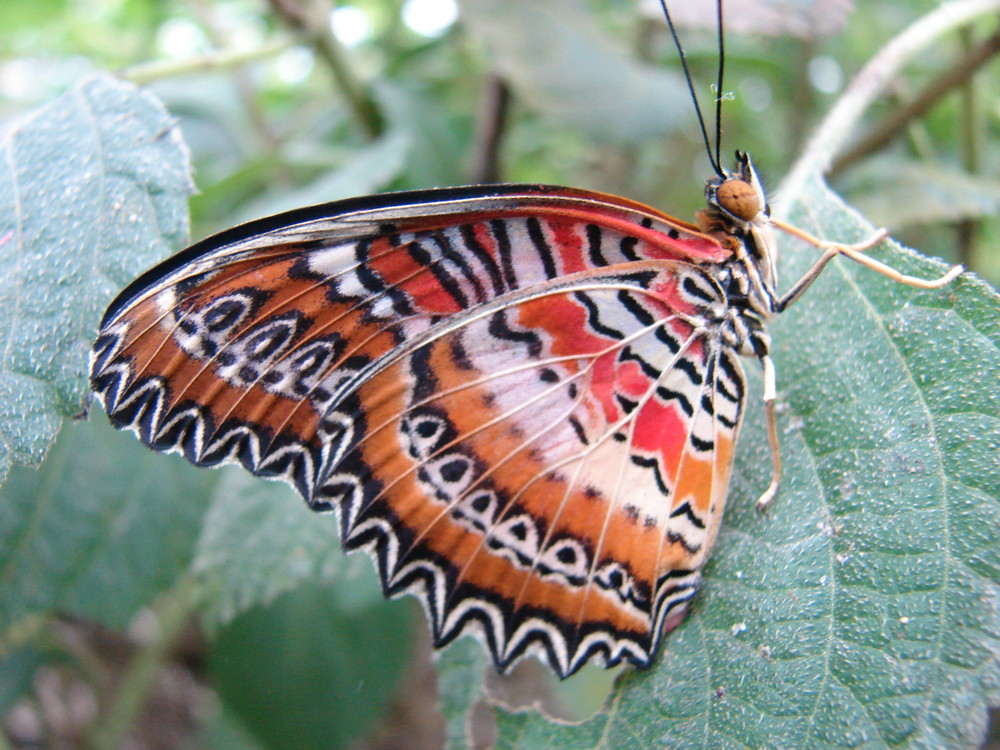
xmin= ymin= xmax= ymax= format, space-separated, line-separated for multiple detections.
xmin=89 ymin=1 xmax=960 ymax=677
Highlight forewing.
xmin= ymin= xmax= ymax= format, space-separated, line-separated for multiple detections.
xmin=90 ymin=185 xmax=744 ymax=677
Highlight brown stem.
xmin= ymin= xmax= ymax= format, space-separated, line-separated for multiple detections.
xmin=469 ymin=74 xmax=510 ymax=184
xmin=268 ymin=0 xmax=384 ymax=139
xmin=122 ymin=39 xmax=290 ymax=84
xmin=85 ymin=577 xmax=203 ymax=750
xmin=788 ymin=39 xmax=817 ymax=159
xmin=830 ymin=28 xmax=1000 ymax=176
xmin=955 ymin=26 xmax=984 ymax=267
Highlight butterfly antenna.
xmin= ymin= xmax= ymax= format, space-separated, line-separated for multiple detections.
xmin=658 ymin=0 xmax=723 ymax=177
xmin=714 ymin=0 xmax=725 ymax=172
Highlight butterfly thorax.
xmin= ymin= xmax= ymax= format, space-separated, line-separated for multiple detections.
xmin=694 ymin=151 xmax=778 ymax=359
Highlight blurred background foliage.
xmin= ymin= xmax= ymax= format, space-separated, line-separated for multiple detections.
xmin=0 ymin=0 xmax=995 ymax=280
xmin=0 ymin=0 xmax=998 ymax=748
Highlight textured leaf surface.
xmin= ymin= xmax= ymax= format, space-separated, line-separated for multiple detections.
xmin=0 ymin=415 xmax=215 ymax=634
xmin=481 ymin=176 xmax=1000 ymax=749
xmin=0 ymin=73 xmax=193 ymax=485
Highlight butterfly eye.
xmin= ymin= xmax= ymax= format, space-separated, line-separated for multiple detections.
xmin=715 ymin=178 xmax=762 ymax=223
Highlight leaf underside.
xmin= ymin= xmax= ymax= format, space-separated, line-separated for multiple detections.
xmin=0 ymin=73 xmax=193 ymax=485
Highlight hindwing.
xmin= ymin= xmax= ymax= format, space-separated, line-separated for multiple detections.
xmin=90 ymin=185 xmax=745 ymax=676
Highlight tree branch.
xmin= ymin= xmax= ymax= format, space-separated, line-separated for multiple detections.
xmin=780 ymin=0 xmax=1000 ymax=210
xmin=829 ymin=28 xmax=1000 ymax=176
xmin=268 ymin=0 xmax=384 ymax=140
xmin=469 ymin=74 xmax=510 ymax=184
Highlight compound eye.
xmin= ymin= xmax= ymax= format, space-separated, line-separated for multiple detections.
xmin=716 ymin=178 xmax=761 ymax=222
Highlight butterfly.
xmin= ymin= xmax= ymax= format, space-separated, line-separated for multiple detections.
xmin=88 ymin=9 xmax=961 ymax=679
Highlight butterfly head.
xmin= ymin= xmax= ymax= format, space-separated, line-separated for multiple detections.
xmin=706 ymin=151 xmax=769 ymax=229
xmin=701 ymin=150 xmax=780 ymax=306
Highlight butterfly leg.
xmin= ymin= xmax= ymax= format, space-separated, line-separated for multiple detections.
xmin=771 ymin=220 xmax=963 ymax=312
xmin=757 ymin=355 xmax=782 ymax=514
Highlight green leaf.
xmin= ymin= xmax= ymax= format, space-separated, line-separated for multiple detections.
xmin=235 ymin=127 xmax=411 ymax=224
xmin=485 ymin=177 xmax=999 ymax=749
xmin=0 ymin=414 xmax=215 ymax=635
xmin=208 ymin=577 xmax=413 ymax=750
xmin=193 ymin=469 xmax=374 ymax=631
xmin=0 ymin=646 xmax=45 ymax=715
xmin=435 ymin=638 xmax=489 ymax=750
xmin=198 ymin=704 xmax=271 ymax=750
xmin=460 ymin=0 xmax=690 ymax=143
xmin=375 ymin=80 xmax=473 ymax=189
xmin=841 ymin=155 xmax=1000 ymax=229
xmin=0 ymin=72 xmax=193 ymax=485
